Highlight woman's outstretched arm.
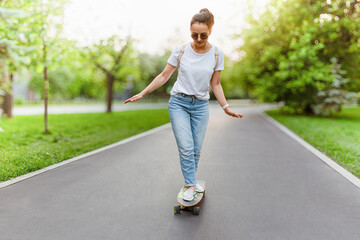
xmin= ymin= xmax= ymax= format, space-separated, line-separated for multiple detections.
xmin=210 ymin=71 xmax=243 ymax=118
xmin=124 ymin=63 xmax=177 ymax=104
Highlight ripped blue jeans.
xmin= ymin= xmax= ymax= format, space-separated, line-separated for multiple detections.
xmin=168 ymin=93 xmax=209 ymax=187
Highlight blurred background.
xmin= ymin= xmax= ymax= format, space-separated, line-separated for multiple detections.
xmin=1 ymin=0 xmax=359 ymax=118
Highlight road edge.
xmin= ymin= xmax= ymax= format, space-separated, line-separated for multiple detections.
xmin=0 ymin=123 xmax=171 ymax=189
xmin=261 ymin=111 xmax=360 ymax=189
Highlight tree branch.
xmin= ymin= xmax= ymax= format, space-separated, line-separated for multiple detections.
xmin=111 ymin=35 xmax=131 ymax=72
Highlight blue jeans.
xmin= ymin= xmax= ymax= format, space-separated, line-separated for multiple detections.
xmin=168 ymin=93 xmax=209 ymax=187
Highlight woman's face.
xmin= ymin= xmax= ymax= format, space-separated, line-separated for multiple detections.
xmin=190 ymin=22 xmax=211 ymax=48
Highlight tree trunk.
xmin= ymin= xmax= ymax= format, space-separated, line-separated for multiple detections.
xmin=245 ymin=87 xmax=250 ymax=99
xmin=106 ymin=74 xmax=114 ymax=113
xmin=44 ymin=65 xmax=49 ymax=134
xmin=2 ymin=73 xmax=13 ymax=119
xmin=43 ymin=40 xmax=49 ymax=134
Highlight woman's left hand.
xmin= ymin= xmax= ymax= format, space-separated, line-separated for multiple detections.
xmin=224 ymin=107 xmax=243 ymax=118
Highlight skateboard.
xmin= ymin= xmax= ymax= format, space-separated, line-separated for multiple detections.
xmin=174 ymin=179 xmax=205 ymax=215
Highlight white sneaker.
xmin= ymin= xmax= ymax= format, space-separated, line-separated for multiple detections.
xmin=183 ymin=188 xmax=195 ymax=201
xmin=195 ymin=183 xmax=204 ymax=193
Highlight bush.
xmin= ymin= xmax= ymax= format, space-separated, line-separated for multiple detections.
xmin=311 ymin=58 xmax=357 ymax=117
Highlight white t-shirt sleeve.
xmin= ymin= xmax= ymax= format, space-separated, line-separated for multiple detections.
xmin=167 ymin=45 xmax=182 ymax=67
xmin=215 ymin=47 xmax=225 ymax=71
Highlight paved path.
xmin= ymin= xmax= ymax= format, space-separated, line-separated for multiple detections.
xmin=1 ymin=105 xmax=360 ymax=240
xmin=13 ymin=102 xmax=169 ymax=115
xmin=12 ymin=99 xmax=255 ymax=115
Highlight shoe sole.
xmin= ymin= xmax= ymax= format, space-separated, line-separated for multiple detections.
xmin=183 ymin=198 xmax=194 ymax=202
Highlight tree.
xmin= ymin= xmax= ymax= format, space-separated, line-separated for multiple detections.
xmin=1 ymin=0 xmax=68 ymax=131
xmin=25 ymin=0 xmax=67 ymax=133
xmin=0 ymin=6 xmax=28 ymax=118
xmin=87 ymin=35 xmax=140 ymax=113
xmin=27 ymin=39 xmax=106 ymax=101
xmin=235 ymin=0 xmax=360 ymax=114
xmin=315 ymin=0 xmax=360 ymax=91
xmin=312 ymin=58 xmax=357 ymax=117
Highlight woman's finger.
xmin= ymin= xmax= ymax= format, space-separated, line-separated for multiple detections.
xmin=124 ymin=94 xmax=142 ymax=104
xmin=228 ymin=111 xmax=243 ymax=118
xmin=124 ymin=98 xmax=132 ymax=104
xmin=124 ymin=97 xmax=136 ymax=104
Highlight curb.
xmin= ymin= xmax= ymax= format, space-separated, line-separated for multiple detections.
xmin=261 ymin=112 xmax=360 ymax=189
xmin=0 ymin=123 xmax=171 ymax=189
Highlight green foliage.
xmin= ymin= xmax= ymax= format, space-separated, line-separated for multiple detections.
xmin=29 ymin=67 xmax=74 ymax=100
xmin=53 ymin=40 xmax=106 ymax=100
xmin=217 ymin=56 xmax=249 ymax=99
xmin=69 ymin=68 xmax=105 ymax=100
xmin=0 ymin=6 xmax=29 ymax=93
xmin=89 ymin=36 xmax=140 ymax=78
xmin=29 ymin=62 xmax=106 ymax=100
xmin=312 ymin=58 xmax=357 ymax=116
xmin=235 ymin=0 xmax=360 ymax=114
xmin=87 ymin=35 xmax=141 ymax=100
xmin=136 ymin=50 xmax=175 ymax=98
xmin=2 ymin=1 xmax=141 ymax=103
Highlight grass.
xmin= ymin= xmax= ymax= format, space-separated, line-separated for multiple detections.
xmin=0 ymin=109 xmax=170 ymax=182
xmin=266 ymin=106 xmax=360 ymax=179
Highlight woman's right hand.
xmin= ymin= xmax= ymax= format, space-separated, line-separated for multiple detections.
xmin=124 ymin=93 xmax=144 ymax=104
xmin=224 ymin=107 xmax=243 ymax=118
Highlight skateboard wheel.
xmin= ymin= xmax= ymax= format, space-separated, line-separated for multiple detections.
xmin=193 ymin=207 xmax=200 ymax=215
xmin=174 ymin=205 xmax=181 ymax=214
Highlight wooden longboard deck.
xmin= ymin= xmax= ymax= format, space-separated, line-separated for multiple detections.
xmin=177 ymin=179 xmax=205 ymax=207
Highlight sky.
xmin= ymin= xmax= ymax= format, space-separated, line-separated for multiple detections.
xmin=63 ymin=0 xmax=270 ymax=60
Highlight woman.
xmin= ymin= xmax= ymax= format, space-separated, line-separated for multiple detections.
xmin=125 ymin=8 xmax=243 ymax=201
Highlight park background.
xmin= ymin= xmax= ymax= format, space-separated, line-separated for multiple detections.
xmin=0 ymin=0 xmax=359 ymax=182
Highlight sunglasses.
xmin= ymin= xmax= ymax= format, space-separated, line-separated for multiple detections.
xmin=191 ymin=33 xmax=208 ymax=40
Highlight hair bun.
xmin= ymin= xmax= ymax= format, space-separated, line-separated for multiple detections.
xmin=199 ymin=8 xmax=210 ymax=13
xmin=191 ymin=8 xmax=215 ymax=31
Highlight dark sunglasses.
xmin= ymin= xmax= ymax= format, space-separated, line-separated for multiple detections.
xmin=191 ymin=33 xmax=208 ymax=40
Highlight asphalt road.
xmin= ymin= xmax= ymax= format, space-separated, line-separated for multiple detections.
xmin=1 ymin=105 xmax=360 ymax=240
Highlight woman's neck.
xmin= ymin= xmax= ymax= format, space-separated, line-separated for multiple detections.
xmin=191 ymin=42 xmax=211 ymax=53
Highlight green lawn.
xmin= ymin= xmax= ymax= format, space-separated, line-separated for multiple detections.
xmin=266 ymin=107 xmax=360 ymax=179
xmin=0 ymin=109 xmax=170 ymax=182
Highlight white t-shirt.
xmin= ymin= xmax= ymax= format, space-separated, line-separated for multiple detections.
xmin=167 ymin=42 xmax=224 ymax=100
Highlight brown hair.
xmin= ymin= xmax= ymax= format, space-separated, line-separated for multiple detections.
xmin=190 ymin=8 xmax=215 ymax=31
